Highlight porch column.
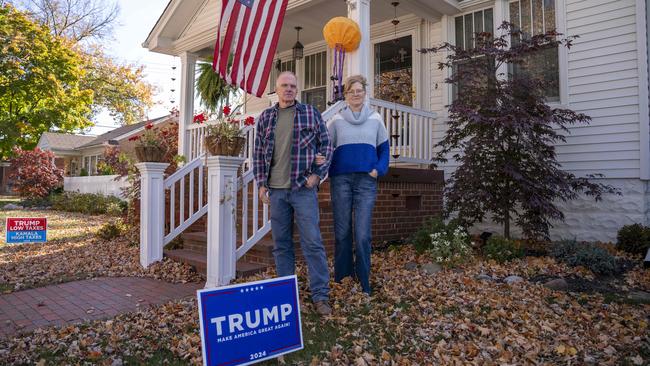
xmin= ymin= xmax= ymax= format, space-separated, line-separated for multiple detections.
xmin=179 ymin=51 xmax=197 ymax=159
xmin=136 ymin=162 xmax=169 ymax=268
xmin=346 ymin=0 xmax=371 ymax=90
xmin=205 ymin=156 xmax=246 ymax=288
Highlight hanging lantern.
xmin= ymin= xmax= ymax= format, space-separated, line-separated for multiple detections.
xmin=323 ymin=17 xmax=361 ymax=102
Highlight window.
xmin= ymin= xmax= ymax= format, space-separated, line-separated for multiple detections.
xmin=269 ymin=59 xmax=295 ymax=93
xmin=374 ymin=35 xmax=413 ymax=106
xmin=454 ymin=8 xmax=494 ymax=49
xmin=452 ymin=9 xmax=494 ymax=100
xmin=509 ymin=0 xmax=559 ymax=102
xmin=301 ymin=51 xmax=327 ymax=112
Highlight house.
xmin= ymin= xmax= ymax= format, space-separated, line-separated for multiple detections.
xmin=138 ymin=0 xmax=649 ymax=281
xmin=36 ymin=114 xmax=177 ymax=176
xmin=33 ymin=115 xmax=177 ymax=198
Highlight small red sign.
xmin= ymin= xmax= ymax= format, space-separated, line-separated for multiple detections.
xmin=7 ymin=218 xmax=47 ymax=231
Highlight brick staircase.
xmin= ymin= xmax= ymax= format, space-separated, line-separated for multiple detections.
xmin=164 ymin=231 xmax=274 ymax=278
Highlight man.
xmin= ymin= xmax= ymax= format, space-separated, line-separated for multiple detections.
xmin=253 ymin=71 xmax=333 ymax=315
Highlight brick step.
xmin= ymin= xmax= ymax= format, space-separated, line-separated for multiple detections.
xmin=164 ymin=249 xmax=269 ymax=278
xmin=181 ymin=232 xmax=275 ymax=257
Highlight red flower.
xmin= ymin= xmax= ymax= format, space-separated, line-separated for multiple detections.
xmin=145 ymin=123 xmax=154 ymax=130
xmin=128 ymin=135 xmax=140 ymax=141
xmin=193 ymin=113 xmax=206 ymax=123
xmin=223 ymin=106 xmax=231 ymax=116
xmin=244 ymin=116 xmax=255 ymax=126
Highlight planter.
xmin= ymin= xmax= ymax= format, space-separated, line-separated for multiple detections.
xmin=205 ymin=136 xmax=246 ymax=157
xmin=135 ymin=146 xmax=166 ymax=162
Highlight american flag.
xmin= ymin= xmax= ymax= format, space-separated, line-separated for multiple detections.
xmin=212 ymin=0 xmax=289 ymax=97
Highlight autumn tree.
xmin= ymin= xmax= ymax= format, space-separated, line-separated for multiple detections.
xmin=9 ymin=147 xmax=64 ymax=199
xmin=421 ymin=23 xmax=618 ymax=239
xmin=0 ymin=4 xmax=93 ymax=158
xmin=15 ymin=0 xmax=154 ymax=125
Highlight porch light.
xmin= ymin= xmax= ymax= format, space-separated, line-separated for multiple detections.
xmin=292 ymin=26 xmax=304 ymax=60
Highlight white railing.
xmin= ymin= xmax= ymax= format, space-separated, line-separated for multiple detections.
xmin=369 ymin=98 xmax=436 ymax=164
xmin=162 ymin=155 xmax=207 ymax=245
xmin=234 ymin=170 xmax=271 ymax=260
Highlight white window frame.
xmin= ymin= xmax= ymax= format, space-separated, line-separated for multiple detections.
xmin=270 ymin=42 xmax=330 ymax=104
xmin=507 ymin=0 xmax=567 ymax=105
xmin=444 ymin=0 xmax=567 ymax=106
xmin=370 ymin=20 xmax=421 ymax=108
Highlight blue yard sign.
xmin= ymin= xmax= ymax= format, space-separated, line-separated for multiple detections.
xmin=197 ymin=275 xmax=303 ymax=366
xmin=5 ymin=218 xmax=47 ymax=244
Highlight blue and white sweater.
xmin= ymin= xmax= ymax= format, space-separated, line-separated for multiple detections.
xmin=327 ymin=103 xmax=390 ymax=177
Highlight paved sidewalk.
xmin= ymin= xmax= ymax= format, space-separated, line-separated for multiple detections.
xmin=0 ymin=277 xmax=203 ymax=338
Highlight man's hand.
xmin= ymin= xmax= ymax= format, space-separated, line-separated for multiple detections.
xmin=259 ymin=186 xmax=270 ymax=205
xmin=369 ymin=169 xmax=378 ymax=178
xmin=305 ymin=174 xmax=320 ymax=188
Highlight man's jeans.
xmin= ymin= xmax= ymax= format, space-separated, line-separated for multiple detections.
xmin=330 ymin=173 xmax=377 ymax=294
xmin=269 ymin=186 xmax=330 ymax=302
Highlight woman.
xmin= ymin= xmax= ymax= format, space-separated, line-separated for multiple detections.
xmin=317 ymin=75 xmax=389 ymax=294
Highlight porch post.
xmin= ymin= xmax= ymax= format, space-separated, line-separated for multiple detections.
xmin=205 ymin=155 xmax=246 ymax=288
xmin=179 ymin=51 xmax=197 ymax=159
xmin=135 ymin=162 xmax=169 ymax=268
xmin=346 ymin=0 xmax=371 ymax=90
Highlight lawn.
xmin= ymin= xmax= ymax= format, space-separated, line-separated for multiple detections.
xmin=0 ymin=210 xmax=648 ymax=365
xmin=0 ymin=195 xmax=19 ymax=208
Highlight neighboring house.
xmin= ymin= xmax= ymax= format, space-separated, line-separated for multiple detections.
xmin=141 ymin=0 xmax=649 ymax=257
xmin=36 ymin=114 xmax=176 ymax=176
xmin=0 ymin=161 xmax=12 ymax=195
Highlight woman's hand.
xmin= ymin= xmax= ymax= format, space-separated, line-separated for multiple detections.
xmin=369 ymin=169 xmax=378 ymax=178
xmin=314 ymin=153 xmax=326 ymax=165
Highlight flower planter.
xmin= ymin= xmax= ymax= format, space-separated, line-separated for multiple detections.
xmin=204 ymin=136 xmax=246 ymax=157
xmin=135 ymin=146 xmax=166 ymax=162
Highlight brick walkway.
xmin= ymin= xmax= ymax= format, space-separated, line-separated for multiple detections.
xmin=0 ymin=277 xmax=203 ymax=338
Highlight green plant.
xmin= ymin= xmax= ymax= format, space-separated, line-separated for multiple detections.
xmin=426 ymin=224 xmax=472 ymax=267
xmin=551 ymin=240 xmax=617 ymax=276
xmin=106 ymin=201 xmax=125 ymax=216
xmin=96 ymin=220 xmax=124 ymax=240
xmin=617 ymin=223 xmax=650 ymax=255
xmin=483 ymin=235 xmax=525 ymax=263
xmin=50 ymin=192 xmax=125 ymax=215
xmin=411 ymin=217 xmax=448 ymax=253
xmin=79 ymin=168 xmax=89 ymax=176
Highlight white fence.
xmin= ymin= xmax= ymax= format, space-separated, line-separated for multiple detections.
xmin=64 ymin=175 xmax=129 ymax=198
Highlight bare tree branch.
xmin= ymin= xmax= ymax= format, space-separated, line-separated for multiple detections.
xmin=14 ymin=0 xmax=120 ymax=43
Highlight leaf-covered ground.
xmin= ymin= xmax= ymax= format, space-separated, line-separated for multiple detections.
xmin=0 ymin=210 xmax=202 ymax=292
xmin=1 ymin=209 xmax=648 ymax=365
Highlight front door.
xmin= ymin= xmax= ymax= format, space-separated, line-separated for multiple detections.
xmin=373 ymin=35 xmax=413 ymax=106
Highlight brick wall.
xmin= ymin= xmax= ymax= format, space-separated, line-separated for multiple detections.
xmin=173 ymin=167 xmax=444 ymax=264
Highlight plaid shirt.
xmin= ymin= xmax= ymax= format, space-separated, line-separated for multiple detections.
xmin=253 ymin=102 xmax=332 ymax=190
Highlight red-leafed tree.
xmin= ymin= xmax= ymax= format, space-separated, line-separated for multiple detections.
xmin=9 ymin=147 xmax=64 ymax=199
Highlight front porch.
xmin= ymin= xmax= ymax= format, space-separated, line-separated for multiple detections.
xmin=138 ymin=0 xmax=457 ymax=286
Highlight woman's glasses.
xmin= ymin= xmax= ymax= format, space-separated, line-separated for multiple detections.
xmin=346 ymin=89 xmax=365 ymax=96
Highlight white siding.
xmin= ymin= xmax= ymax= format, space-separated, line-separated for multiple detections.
xmin=563 ymin=0 xmax=641 ymax=178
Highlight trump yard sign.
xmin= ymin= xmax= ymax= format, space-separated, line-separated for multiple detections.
xmin=5 ymin=217 xmax=47 ymax=244
xmin=197 ymin=275 xmax=303 ymax=366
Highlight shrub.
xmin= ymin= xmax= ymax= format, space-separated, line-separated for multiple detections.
xmin=9 ymin=147 xmax=64 ymax=199
xmin=429 ymin=226 xmax=473 ymax=267
xmin=483 ymin=235 xmax=525 ymax=263
xmin=51 ymin=192 xmax=125 ymax=215
xmin=411 ymin=217 xmax=448 ymax=253
xmin=79 ymin=168 xmax=89 ymax=176
xmin=617 ymin=223 xmax=650 ymax=255
xmin=551 ymin=240 xmax=617 ymax=276
xmin=96 ymin=220 xmax=124 ymax=240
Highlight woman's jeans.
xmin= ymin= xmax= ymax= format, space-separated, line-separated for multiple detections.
xmin=269 ymin=186 xmax=330 ymax=302
xmin=330 ymin=173 xmax=377 ymax=294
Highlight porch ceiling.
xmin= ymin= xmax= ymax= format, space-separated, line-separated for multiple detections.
xmin=145 ymin=0 xmax=460 ymax=56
